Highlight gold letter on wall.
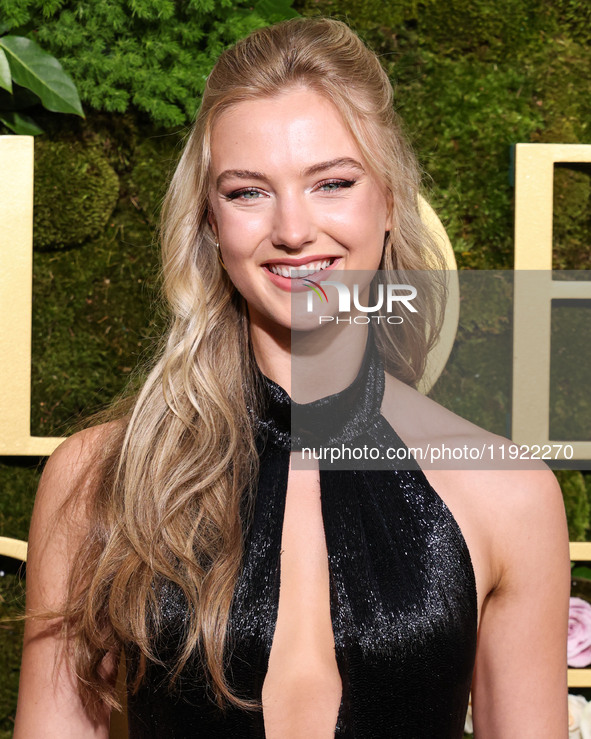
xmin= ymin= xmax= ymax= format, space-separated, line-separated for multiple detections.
xmin=513 ymin=143 xmax=591 ymax=461
xmin=0 ymin=136 xmax=62 ymax=455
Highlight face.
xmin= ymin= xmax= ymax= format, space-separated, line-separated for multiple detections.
xmin=208 ymin=86 xmax=392 ymax=335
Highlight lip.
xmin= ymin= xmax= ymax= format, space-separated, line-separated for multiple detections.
xmin=263 ymin=254 xmax=341 ymax=267
xmin=262 ymin=256 xmax=342 ymax=293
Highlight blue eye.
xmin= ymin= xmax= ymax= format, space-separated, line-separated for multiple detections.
xmin=318 ymin=179 xmax=356 ymax=192
xmin=226 ymin=188 xmax=264 ymax=201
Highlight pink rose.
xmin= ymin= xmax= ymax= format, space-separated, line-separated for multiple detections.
xmin=568 ymin=597 xmax=591 ymax=668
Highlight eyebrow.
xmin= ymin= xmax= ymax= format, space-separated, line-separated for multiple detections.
xmin=215 ymin=157 xmax=365 ymax=189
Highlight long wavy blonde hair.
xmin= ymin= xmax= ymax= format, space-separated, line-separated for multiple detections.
xmin=56 ymin=15 xmax=446 ymax=718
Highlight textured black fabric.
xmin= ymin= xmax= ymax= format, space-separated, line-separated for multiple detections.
xmin=126 ymin=329 xmax=478 ymax=738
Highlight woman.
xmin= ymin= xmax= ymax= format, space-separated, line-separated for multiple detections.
xmin=14 ymin=16 xmax=570 ymax=738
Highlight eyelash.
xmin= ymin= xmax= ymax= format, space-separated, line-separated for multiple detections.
xmin=225 ymin=188 xmax=265 ymax=201
xmin=318 ymin=178 xmax=357 ymax=192
xmin=224 ymin=178 xmax=357 ymax=201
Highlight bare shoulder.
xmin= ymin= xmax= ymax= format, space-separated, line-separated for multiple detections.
xmin=384 ymin=372 xmax=498 ymax=443
xmin=477 ymin=466 xmax=568 ymax=589
xmin=14 ymin=421 xmax=124 ymax=736
xmin=42 ymin=419 xmax=125 ymax=483
xmin=37 ymin=419 xmax=125 ymax=512
xmin=382 ymin=371 xmax=549 ymax=469
xmin=380 ymin=372 xmax=569 ymax=589
xmin=464 ymin=469 xmax=570 ymax=735
xmin=28 ymin=419 xmax=127 ymax=597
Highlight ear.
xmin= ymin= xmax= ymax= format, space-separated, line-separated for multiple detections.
xmin=385 ymin=191 xmax=394 ymax=232
xmin=207 ymin=207 xmax=218 ymax=239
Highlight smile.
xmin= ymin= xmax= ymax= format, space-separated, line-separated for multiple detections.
xmin=262 ymin=256 xmax=341 ymax=293
xmin=267 ymin=258 xmax=335 ymax=278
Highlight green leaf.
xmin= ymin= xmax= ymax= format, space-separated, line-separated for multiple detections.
xmin=12 ymin=84 xmax=38 ymax=108
xmin=0 ymin=35 xmax=84 ymax=117
xmin=0 ymin=110 xmax=44 ymax=135
xmin=0 ymin=48 xmax=12 ymax=93
xmin=0 ymin=84 xmax=40 ymax=111
xmin=572 ymin=566 xmax=591 ymax=581
xmin=254 ymin=0 xmax=299 ymax=21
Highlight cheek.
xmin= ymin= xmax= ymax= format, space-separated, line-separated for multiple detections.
xmin=326 ymin=195 xmax=388 ymax=243
xmin=217 ymin=209 xmax=268 ymax=255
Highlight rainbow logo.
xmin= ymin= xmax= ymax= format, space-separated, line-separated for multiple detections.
xmin=302 ymin=277 xmax=328 ymax=303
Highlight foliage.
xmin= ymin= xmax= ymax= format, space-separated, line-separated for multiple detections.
xmin=0 ymin=461 xmax=40 ymax=543
xmin=552 ymin=167 xmax=591 ymax=269
xmin=0 ymin=569 xmax=25 ymax=737
xmin=556 ymin=471 xmax=590 ymax=542
xmin=0 ymin=0 xmax=298 ymax=128
xmin=29 ymin=129 xmax=167 ymax=440
xmin=129 ymin=133 xmax=183 ymax=225
xmin=0 ymin=31 xmax=83 ymax=134
xmin=400 ymin=0 xmax=547 ymax=59
xmin=429 ymin=272 xmax=514 ymax=436
xmin=551 ymin=0 xmax=591 ymax=46
xmin=550 ymin=302 xmax=591 ymax=442
xmin=33 ymin=139 xmax=120 ymax=249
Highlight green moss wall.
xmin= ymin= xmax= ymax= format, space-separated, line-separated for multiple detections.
xmin=0 ymin=1 xmax=590 ymax=733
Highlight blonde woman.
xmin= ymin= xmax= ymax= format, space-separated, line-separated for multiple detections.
xmin=14 ymin=17 xmax=569 ymax=738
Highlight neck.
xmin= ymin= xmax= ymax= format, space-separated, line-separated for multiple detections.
xmin=250 ymin=318 xmax=370 ymax=403
xmin=249 ymin=320 xmax=292 ymax=391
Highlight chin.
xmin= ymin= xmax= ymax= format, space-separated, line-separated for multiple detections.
xmin=290 ymin=313 xmax=332 ymax=333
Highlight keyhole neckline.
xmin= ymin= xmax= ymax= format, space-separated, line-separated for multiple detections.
xmin=254 ymin=325 xmax=385 ymax=451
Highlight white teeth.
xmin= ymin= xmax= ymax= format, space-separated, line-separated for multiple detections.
xmin=268 ymin=259 xmax=333 ymax=278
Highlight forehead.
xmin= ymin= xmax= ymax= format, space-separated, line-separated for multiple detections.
xmin=209 ymin=87 xmax=364 ymax=175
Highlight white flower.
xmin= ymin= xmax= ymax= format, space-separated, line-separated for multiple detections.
xmin=464 ymin=692 xmax=473 ymax=735
xmin=580 ymin=699 xmax=591 ymax=739
xmin=569 ymin=694 xmax=588 ymax=738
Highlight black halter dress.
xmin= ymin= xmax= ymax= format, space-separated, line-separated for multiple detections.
xmin=126 ymin=329 xmax=478 ymax=738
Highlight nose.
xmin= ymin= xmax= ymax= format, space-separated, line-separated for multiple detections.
xmin=270 ymin=192 xmax=317 ymax=250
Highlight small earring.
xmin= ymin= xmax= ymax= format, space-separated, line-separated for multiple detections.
xmin=216 ymin=241 xmax=227 ymax=271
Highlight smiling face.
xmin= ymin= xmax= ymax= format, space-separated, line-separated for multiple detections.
xmin=208 ymin=86 xmax=392 ymax=337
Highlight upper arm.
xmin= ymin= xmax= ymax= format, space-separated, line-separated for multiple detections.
xmin=14 ymin=427 xmax=116 ymax=739
xmin=471 ymin=468 xmax=570 ymax=738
